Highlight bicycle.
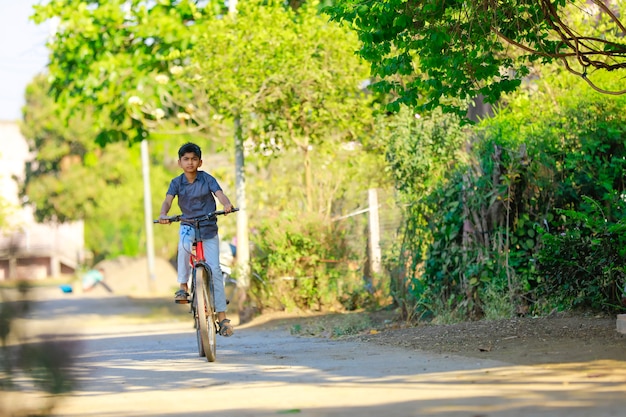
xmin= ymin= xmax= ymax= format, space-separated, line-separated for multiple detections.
xmin=154 ymin=209 xmax=238 ymax=362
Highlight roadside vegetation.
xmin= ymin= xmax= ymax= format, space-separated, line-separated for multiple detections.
xmin=5 ymin=0 xmax=626 ymax=324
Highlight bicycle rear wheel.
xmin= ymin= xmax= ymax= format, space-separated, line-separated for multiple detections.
xmin=195 ymin=265 xmax=217 ymax=362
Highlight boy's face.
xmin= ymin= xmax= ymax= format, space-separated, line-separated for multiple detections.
xmin=178 ymin=152 xmax=202 ymax=173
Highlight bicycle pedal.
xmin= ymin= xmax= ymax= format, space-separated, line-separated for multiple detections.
xmin=175 ymin=299 xmax=190 ymax=304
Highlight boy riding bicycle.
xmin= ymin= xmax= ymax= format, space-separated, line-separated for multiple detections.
xmin=158 ymin=142 xmax=235 ymax=337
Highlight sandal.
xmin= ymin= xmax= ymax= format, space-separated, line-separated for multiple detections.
xmin=174 ymin=289 xmax=190 ymax=304
xmin=219 ymin=319 xmax=234 ymax=337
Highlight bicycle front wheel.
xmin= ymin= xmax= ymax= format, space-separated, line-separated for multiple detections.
xmin=195 ymin=265 xmax=217 ymax=362
xmin=192 ymin=287 xmax=204 ymax=358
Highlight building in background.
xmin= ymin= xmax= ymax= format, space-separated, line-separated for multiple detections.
xmin=0 ymin=121 xmax=84 ymax=280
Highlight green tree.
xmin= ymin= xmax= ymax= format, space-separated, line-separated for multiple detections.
xmin=20 ymin=75 xmax=178 ymax=261
xmin=325 ymin=0 xmax=626 ymax=117
xmin=31 ymin=0 xmax=224 ymax=145
xmin=28 ymin=1 xmax=235 ymax=260
xmin=189 ymin=0 xmax=375 ymax=215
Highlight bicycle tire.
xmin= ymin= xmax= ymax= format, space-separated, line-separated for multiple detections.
xmin=196 ymin=265 xmax=217 ymax=362
xmin=192 ymin=286 xmax=205 ymax=358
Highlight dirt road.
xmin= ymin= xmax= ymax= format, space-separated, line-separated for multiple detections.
xmin=3 ymin=289 xmax=626 ymax=417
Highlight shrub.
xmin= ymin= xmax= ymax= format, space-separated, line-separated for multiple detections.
xmin=536 ymin=197 xmax=626 ymax=312
xmin=250 ymin=212 xmax=365 ymax=312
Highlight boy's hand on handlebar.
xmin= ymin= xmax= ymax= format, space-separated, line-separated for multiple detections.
xmin=224 ymin=204 xmax=234 ymax=214
xmin=158 ymin=214 xmax=171 ymax=224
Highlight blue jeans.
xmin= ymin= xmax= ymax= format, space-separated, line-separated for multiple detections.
xmin=177 ymin=225 xmax=227 ymax=312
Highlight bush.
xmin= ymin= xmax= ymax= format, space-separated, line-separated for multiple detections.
xmin=249 ymin=212 xmax=366 ymax=312
xmin=536 ymin=198 xmax=626 ymax=312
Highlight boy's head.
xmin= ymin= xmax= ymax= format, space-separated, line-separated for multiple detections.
xmin=178 ymin=142 xmax=202 ymax=160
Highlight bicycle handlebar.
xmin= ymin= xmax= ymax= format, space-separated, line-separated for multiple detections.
xmin=153 ymin=208 xmax=239 ymax=224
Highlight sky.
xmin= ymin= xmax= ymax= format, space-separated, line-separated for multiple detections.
xmin=0 ymin=1 xmax=51 ymax=121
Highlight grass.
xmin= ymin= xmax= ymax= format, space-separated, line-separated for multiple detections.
xmin=288 ymin=310 xmax=394 ymax=338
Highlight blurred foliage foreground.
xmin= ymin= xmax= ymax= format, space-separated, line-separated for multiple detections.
xmin=0 ymin=283 xmax=80 ymax=417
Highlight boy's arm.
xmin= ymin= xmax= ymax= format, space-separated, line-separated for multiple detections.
xmin=158 ymin=195 xmax=175 ymax=223
xmin=215 ymin=190 xmax=234 ymax=213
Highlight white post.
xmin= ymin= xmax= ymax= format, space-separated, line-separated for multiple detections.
xmin=368 ymin=188 xmax=381 ymax=274
xmin=228 ymin=0 xmax=238 ymax=14
xmin=141 ymin=139 xmax=156 ymax=289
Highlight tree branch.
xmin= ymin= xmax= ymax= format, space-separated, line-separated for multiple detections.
xmin=591 ymin=0 xmax=626 ymax=34
xmin=561 ymin=58 xmax=626 ymax=95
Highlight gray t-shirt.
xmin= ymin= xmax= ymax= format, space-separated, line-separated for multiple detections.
xmin=166 ymin=171 xmax=222 ymax=239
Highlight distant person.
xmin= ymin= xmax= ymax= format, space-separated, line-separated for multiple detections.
xmin=82 ymin=267 xmax=113 ymax=293
xmin=220 ymin=238 xmax=235 ymax=268
xmin=158 ymin=142 xmax=235 ymax=337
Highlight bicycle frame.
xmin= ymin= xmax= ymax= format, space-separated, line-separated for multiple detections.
xmin=190 ymin=227 xmax=205 ymax=264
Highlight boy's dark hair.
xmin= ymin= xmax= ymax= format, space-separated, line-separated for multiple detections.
xmin=178 ymin=142 xmax=202 ymax=159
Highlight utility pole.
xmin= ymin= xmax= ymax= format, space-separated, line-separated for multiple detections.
xmin=234 ymin=117 xmax=250 ymax=293
xmin=229 ymin=0 xmax=251 ymax=320
xmin=141 ymin=139 xmax=156 ymax=291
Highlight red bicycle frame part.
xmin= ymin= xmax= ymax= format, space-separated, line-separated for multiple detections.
xmin=190 ymin=241 xmax=205 ymax=266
